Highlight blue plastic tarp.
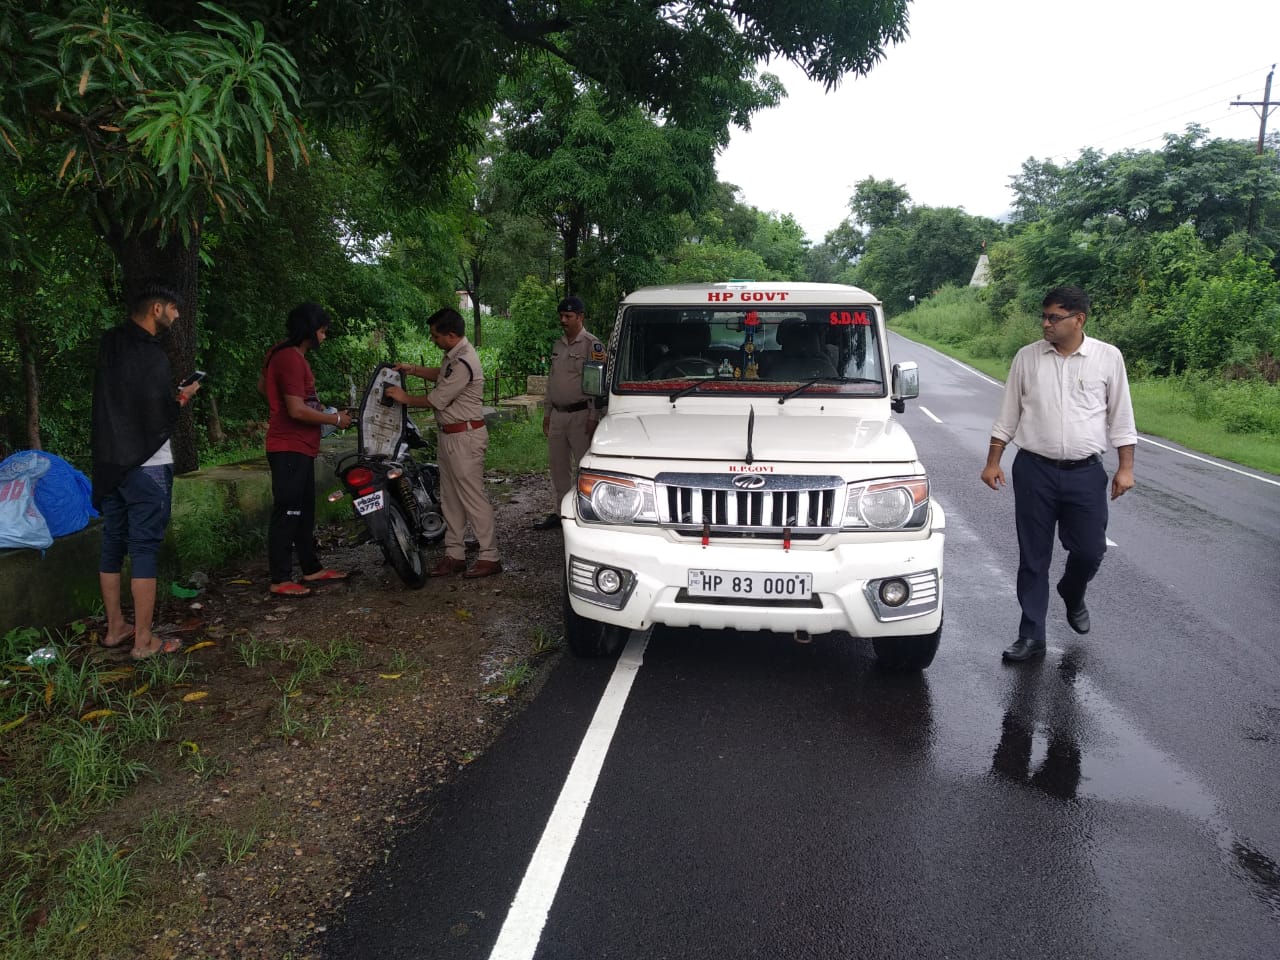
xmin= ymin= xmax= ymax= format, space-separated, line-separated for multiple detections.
xmin=0 ymin=451 xmax=98 ymax=549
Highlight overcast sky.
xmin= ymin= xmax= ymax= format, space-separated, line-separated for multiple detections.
xmin=716 ymin=0 xmax=1280 ymax=243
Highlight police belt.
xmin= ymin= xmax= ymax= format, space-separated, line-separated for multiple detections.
xmin=1021 ymin=450 xmax=1101 ymax=470
xmin=551 ymin=400 xmax=590 ymax=413
xmin=439 ymin=419 xmax=487 ymax=434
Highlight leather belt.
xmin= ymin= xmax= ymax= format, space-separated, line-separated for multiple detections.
xmin=1022 ymin=450 xmax=1101 ymax=470
xmin=552 ymin=400 xmax=589 ymax=413
xmin=439 ymin=419 xmax=487 ymax=434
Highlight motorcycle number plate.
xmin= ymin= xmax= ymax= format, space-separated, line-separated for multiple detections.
xmin=354 ymin=490 xmax=384 ymax=516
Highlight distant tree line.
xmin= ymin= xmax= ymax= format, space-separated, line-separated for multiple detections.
xmin=811 ymin=126 xmax=1279 ymax=384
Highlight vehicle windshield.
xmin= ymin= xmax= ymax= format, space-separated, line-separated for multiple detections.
xmin=614 ymin=306 xmax=885 ymax=397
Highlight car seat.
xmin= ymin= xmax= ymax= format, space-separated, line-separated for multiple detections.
xmin=768 ymin=319 xmax=837 ymax=380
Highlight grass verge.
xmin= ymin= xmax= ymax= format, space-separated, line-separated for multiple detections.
xmin=0 ymin=621 xmax=376 ymax=959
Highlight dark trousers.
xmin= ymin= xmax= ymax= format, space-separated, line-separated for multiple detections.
xmin=267 ymin=451 xmax=320 ymax=584
xmin=1011 ymin=450 xmax=1108 ymax=643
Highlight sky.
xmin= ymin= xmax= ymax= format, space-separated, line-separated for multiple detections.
xmin=715 ymin=0 xmax=1280 ymax=243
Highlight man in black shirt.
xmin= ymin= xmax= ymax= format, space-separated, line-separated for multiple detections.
xmin=91 ymin=283 xmax=200 ymax=659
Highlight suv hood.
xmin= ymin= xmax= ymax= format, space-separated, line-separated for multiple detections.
xmin=593 ymin=411 xmax=918 ymax=464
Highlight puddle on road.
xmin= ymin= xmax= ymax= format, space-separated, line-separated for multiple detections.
xmin=945 ymin=652 xmax=1280 ymax=919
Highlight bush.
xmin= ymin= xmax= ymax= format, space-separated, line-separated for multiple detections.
xmin=892 ymin=285 xmax=1023 ymax=359
xmin=498 ymin=277 xmax=561 ymax=379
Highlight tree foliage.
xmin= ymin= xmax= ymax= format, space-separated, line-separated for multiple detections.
xmin=1 ymin=1 xmax=310 ymax=469
xmin=848 ymin=176 xmax=911 ymax=230
xmin=1 ymin=0 xmax=929 ymax=461
xmin=494 ymin=62 xmax=729 ymax=302
xmin=993 ymin=126 xmax=1280 ymax=378
xmin=853 ymin=204 xmax=1002 ymax=312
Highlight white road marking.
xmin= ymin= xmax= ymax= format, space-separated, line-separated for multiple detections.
xmin=1137 ymin=436 xmax=1280 ymax=488
xmin=890 ymin=334 xmax=1002 ymax=387
xmin=918 ymin=405 xmax=942 ymax=423
xmin=487 ymin=631 xmax=649 ymax=960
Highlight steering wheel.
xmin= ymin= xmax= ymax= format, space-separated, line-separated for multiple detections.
xmin=650 ymin=356 xmax=717 ymax=379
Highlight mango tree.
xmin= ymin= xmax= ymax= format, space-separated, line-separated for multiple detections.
xmin=1 ymin=2 xmax=307 ymax=470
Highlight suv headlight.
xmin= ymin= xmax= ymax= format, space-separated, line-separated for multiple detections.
xmin=577 ymin=471 xmax=659 ymax=524
xmin=844 ymin=477 xmax=929 ymax=530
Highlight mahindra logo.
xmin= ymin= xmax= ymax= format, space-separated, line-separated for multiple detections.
xmin=732 ymin=475 xmax=766 ymax=490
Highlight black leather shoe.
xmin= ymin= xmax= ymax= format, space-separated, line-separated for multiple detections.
xmin=1057 ymin=583 xmax=1091 ymax=634
xmin=532 ymin=513 xmax=561 ymax=530
xmin=1063 ymin=601 xmax=1089 ymax=634
xmin=1002 ymin=637 xmax=1046 ymax=662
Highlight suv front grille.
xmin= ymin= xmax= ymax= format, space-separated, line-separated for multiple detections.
xmin=655 ymin=473 xmax=843 ymax=537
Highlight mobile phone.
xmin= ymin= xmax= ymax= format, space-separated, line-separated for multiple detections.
xmin=179 ymin=370 xmax=207 ymax=387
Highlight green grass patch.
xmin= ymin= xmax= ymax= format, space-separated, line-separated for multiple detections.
xmin=169 ymin=474 xmax=271 ymax=575
xmin=486 ymin=414 xmax=550 ymax=475
xmin=1128 ymin=377 xmax=1280 ymax=474
xmin=0 ymin=618 xmax=372 ymax=957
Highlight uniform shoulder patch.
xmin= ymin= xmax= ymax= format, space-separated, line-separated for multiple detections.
xmin=591 ymin=341 xmax=605 ymax=361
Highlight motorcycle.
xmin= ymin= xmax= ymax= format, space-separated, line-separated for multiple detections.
xmin=329 ymin=363 xmax=444 ymax=588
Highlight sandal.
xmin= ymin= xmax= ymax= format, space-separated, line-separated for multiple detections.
xmin=99 ymin=628 xmax=135 ymax=650
xmin=131 ymin=637 xmax=183 ymax=660
xmin=270 ymin=582 xmax=312 ymax=597
xmin=302 ymin=569 xmax=349 ymax=583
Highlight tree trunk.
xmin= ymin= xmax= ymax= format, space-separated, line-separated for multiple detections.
xmin=561 ymin=206 xmax=586 ymax=296
xmin=205 ymin=391 xmax=226 ymax=446
xmin=470 ymin=256 xmax=483 ymax=348
xmin=14 ymin=314 xmax=42 ymax=451
xmin=103 ymin=221 xmax=202 ymax=474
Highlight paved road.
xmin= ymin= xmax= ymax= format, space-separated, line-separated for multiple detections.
xmin=322 ymin=336 xmax=1280 ymax=960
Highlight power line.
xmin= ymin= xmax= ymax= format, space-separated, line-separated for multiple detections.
xmin=1097 ymin=62 xmax=1274 ymax=132
xmin=1043 ymin=61 xmax=1277 ymax=161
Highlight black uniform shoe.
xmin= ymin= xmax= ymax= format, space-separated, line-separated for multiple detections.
xmin=1056 ymin=582 xmax=1090 ymax=634
xmin=1002 ymin=637 xmax=1047 ymax=662
xmin=532 ymin=514 xmax=561 ymax=530
xmin=1064 ymin=602 xmax=1090 ymax=634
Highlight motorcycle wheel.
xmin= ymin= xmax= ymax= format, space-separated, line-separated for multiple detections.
xmin=384 ymin=500 xmax=428 ymax=589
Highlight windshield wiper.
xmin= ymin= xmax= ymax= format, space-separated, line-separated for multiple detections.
xmin=777 ymin=377 xmax=880 ymax=404
xmin=668 ymin=376 xmax=732 ymax=404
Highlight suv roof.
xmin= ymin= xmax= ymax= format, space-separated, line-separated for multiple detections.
xmin=621 ymin=281 xmax=882 ymax=307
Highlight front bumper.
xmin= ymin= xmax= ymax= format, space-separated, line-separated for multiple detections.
xmin=562 ymin=508 xmax=945 ymax=638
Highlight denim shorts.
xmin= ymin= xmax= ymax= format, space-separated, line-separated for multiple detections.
xmin=99 ymin=464 xmax=174 ymax=579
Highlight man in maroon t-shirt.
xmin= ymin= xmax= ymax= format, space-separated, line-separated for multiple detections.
xmin=260 ymin=304 xmax=352 ymax=595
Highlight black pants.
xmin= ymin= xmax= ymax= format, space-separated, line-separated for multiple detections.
xmin=268 ymin=451 xmax=320 ymax=584
xmin=1011 ymin=450 xmax=1108 ymax=643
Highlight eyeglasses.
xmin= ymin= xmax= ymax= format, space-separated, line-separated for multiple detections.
xmin=1040 ymin=311 xmax=1080 ymax=324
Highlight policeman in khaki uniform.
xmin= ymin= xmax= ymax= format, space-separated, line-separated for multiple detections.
xmin=534 ymin=296 xmax=605 ymax=530
xmin=386 ymin=308 xmax=501 ymax=578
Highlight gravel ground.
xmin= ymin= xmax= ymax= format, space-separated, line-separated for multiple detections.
xmin=81 ymin=473 xmax=566 ymax=959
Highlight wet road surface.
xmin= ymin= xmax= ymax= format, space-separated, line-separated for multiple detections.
xmin=323 ymin=337 xmax=1280 ymax=960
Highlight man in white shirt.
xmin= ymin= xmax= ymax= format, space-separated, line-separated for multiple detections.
xmin=981 ymin=285 xmax=1136 ymax=662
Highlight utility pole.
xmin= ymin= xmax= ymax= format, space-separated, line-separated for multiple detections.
xmin=1231 ymin=64 xmax=1276 ymax=155
xmin=1231 ymin=65 xmax=1276 ymax=239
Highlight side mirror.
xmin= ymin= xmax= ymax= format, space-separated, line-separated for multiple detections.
xmin=891 ymin=361 xmax=919 ymax=414
xmin=581 ymin=360 xmax=606 ymax=398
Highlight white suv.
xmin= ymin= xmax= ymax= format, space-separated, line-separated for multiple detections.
xmin=563 ymin=282 xmax=945 ymax=670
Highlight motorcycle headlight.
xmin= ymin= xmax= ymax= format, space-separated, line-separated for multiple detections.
xmin=578 ymin=472 xmax=659 ymax=524
xmin=844 ymin=477 xmax=929 ymax=530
